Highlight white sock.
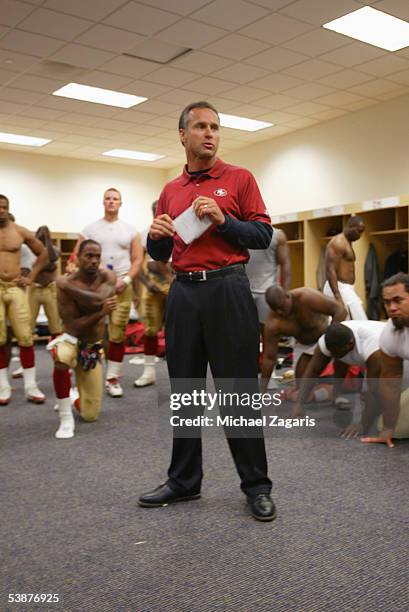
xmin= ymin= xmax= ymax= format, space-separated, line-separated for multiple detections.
xmin=106 ymin=360 xmax=122 ymax=381
xmin=145 ymin=355 xmax=156 ymax=367
xmin=56 ymin=397 xmax=75 ymax=439
xmin=22 ymin=366 xmax=37 ymax=390
xmin=0 ymin=367 xmax=10 ymax=389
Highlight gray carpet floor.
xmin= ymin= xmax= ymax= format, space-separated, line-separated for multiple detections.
xmin=1 ymin=347 xmax=408 ymax=612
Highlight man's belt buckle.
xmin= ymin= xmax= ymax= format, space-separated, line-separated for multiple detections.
xmin=189 ymin=270 xmax=207 ymax=282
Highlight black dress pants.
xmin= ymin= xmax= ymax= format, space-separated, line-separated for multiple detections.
xmin=164 ymin=267 xmax=272 ymax=497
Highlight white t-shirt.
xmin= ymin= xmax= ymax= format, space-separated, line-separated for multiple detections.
xmin=318 ymin=320 xmax=386 ymax=365
xmin=380 ymin=319 xmax=409 ymax=360
xmin=82 ymin=218 xmax=136 ymax=277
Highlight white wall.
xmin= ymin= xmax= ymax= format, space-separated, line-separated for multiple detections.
xmin=169 ymin=94 xmax=409 ymax=216
xmin=0 ymin=150 xmax=167 ymax=233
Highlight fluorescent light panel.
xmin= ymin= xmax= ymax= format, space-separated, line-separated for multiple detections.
xmin=103 ymin=149 xmax=164 ymax=162
xmin=52 ymin=83 xmax=147 ymax=108
xmin=219 ymin=113 xmax=272 ymax=132
xmin=0 ymin=132 xmax=50 ymax=147
xmin=323 ymin=6 xmax=409 ymax=52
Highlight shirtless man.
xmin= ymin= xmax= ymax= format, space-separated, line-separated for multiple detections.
xmin=0 ymin=194 xmax=48 ymax=405
xmin=51 ymin=239 xmax=116 ymax=438
xmin=29 ymin=226 xmax=62 ymax=338
xmin=324 ymin=216 xmax=366 ymax=320
xmin=260 ymin=285 xmax=346 ymax=391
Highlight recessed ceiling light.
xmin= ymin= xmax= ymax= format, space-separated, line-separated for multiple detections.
xmin=323 ymin=6 xmax=409 ymax=51
xmin=219 ymin=113 xmax=273 ymax=132
xmin=52 ymin=83 xmax=147 ymax=108
xmin=103 ymin=149 xmax=165 ymax=161
xmin=0 ymin=132 xmax=51 ymax=147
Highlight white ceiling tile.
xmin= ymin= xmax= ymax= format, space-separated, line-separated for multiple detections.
xmin=312 ymin=108 xmax=348 ymax=120
xmin=388 ymin=69 xmax=409 ymax=85
xmin=41 ymin=120 xmax=96 ymax=133
xmin=143 ymin=66 xmax=198 ymax=87
xmin=49 ymin=44 xmax=115 ymax=69
xmin=185 ymin=76 xmax=240 ymax=95
xmin=222 ymin=84 xmax=273 ymax=102
xmin=377 ymin=86 xmax=409 ymax=100
xmin=212 ymin=63 xmax=270 ymax=84
xmin=318 ymin=69 xmax=373 ymax=89
xmin=104 ymin=2 xmax=180 ymax=36
xmin=254 ymin=109 xmax=299 ymax=123
xmin=281 ymin=0 xmax=360 ymax=26
xmin=263 ymin=125 xmax=295 ymax=138
xmin=125 ymin=39 xmax=189 ymax=63
xmin=9 ymin=73 xmax=65 ymax=92
xmin=16 ymin=105 xmax=65 ymax=119
xmin=240 ymin=13 xmax=313 ymax=45
xmin=156 ymin=19 xmax=228 ymax=49
xmin=255 ymin=92 xmax=302 ymax=109
xmin=249 ymin=72 xmax=305 ymax=92
xmin=73 ymin=101 xmax=120 ymax=117
xmin=357 ymin=55 xmax=409 ymax=77
xmin=0 ymin=67 xmax=15 ymax=84
xmin=246 ymin=46 xmax=308 ymax=70
xmin=147 ymin=115 xmax=177 ymax=128
xmin=283 ymin=116 xmax=320 ymax=129
xmin=246 ymin=0 xmax=295 ymax=9
xmin=43 ymin=0 xmax=130 ymax=21
xmin=74 ymin=25 xmax=145 ymax=54
xmin=123 ymin=80 xmax=171 ymax=97
xmin=319 ymin=42 xmax=386 ymax=67
xmin=342 ymin=99 xmax=379 ymax=111
xmin=171 ymin=51 xmax=232 ymax=75
xmin=136 ymin=99 xmax=180 ymax=115
xmin=0 ymin=87 xmax=45 ymax=104
xmin=284 ymin=59 xmax=342 ymax=80
xmin=202 ymin=34 xmax=269 ymax=60
xmin=111 ymin=109 xmax=158 ymax=124
xmin=374 ymin=0 xmax=409 ymax=21
xmin=285 ymin=100 xmax=331 ymax=116
xmin=39 ymin=94 xmax=87 ymax=112
xmin=35 ymin=142 xmax=81 ymax=154
xmin=225 ymin=102 xmax=274 ymax=117
xmin=190 ymin=0 xmax=269 ymax=31
xmin=75 ymin=70 xmax=134 ymax=90
xmin=0 ymin=25 xmax=10 ymax=38
xmin=0 ymin=99 xmax=26 ymax=113
xmin=18 ymin=8 xmax=92 ymax=41
xmin=136 ymin=0 xmax=212 ymax=15
xmin=57 ymin=113 xmax=101 ymax=126
xmin=315 ymin=91 xmax=365 ymax=107
xmin=100 ymin=55 xmax=157 ymax=78
xmin=0 ymin=0 xmax=36 ymax=28
xmin=0 ymin=30 xmax=65 ymax=57
xmin=0 ymin=49 xmax=41 ymax=72
xmin=349 ymin=79 xmax=404 ymax=97
xmin=283 ymin=82 xmax=336 ymax=100
xmin=117 ymin=122 xmax=164 ymax=136
xmin=283 ymin=28 xmax=351 ymax=57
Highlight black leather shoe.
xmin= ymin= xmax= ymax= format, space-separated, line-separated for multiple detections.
xmin=138 ymin=483 xmax=201 ymax=508
xmin=247 ymin=494 xmax=277 ymax=522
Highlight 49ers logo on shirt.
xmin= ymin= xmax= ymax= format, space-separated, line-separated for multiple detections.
xmin=214 ymin=188 xmax=228 ymax=197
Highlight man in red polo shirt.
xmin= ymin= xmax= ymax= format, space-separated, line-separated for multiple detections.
xmin=138 ymin=101 xmax=275 ymax=522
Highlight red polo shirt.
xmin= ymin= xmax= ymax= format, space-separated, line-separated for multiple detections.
xmin=156 ymin=158 xmax=271 ymax=272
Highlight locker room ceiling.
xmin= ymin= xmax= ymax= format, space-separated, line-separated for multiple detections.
xmin=1 ymin=0 xmax=409 ymax=168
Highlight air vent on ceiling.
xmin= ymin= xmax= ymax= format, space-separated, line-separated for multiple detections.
xmin=123 ymin=39 xmax=192 ymax=64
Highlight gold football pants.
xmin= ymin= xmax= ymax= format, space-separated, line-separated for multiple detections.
xmin=0 ymin=281 xmax=33 ymax=347
xmin=108 ymin=284 xmax=132 ymax=343
xmin=29 ymin=282 xmax=62 ymax=335
xmin=140 ymin=284 xmax=169 ymax=336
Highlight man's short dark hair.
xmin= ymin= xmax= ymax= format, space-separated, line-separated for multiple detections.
xmin=324 ymin=323 xmax=354 ymax=351
xmin=178 ymin=101 xmax=219 ymax=130
xmin=0 ymin=194 xmax=9 ymax=206
xmin=265 ymin=285 xmax=286 ymax=310
xmin=79 ymin=239 xmax=100 ymax=254
xmin=382 ymin=272 xmax=409 ymax=293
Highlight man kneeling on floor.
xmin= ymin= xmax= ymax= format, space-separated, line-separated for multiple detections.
xmin=291 ymin=320 xmax=385 ymax=434
xmin=50 ymin=240 xmax=116 ymax=439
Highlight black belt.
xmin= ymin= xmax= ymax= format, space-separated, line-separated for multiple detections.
xmin=176 ymin=264 xmax=244 ymax=282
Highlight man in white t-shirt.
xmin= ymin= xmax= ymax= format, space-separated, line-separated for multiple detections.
xmin=74 ymin=188 xmax=143 ymax=397
xmin=292 ymin=320 xmax=385 ymax=427
xmin=361 ymin=272 xmax=409 ymax=448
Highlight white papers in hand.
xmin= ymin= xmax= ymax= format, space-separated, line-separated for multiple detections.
xmin=173 ymin=205 xmax=212 ymax=244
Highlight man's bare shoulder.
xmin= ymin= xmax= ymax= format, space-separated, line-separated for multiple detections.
xmin=327 ymin=233 xmax=346 ymax=250
xmin=265 ymin=311 xmax=285 ymax=333
xmin=293 ymin=287 xmax=322 ymax=303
